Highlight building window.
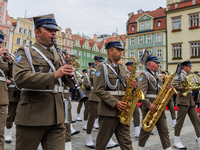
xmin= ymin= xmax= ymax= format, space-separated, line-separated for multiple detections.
xmin=141 ymin=23 xmax=144 ymax=30
xmin=77 ymin=51 xmax=80 ymax=56
xmin=4 ymin=29 xmax=9 ymax=36
xmin=158 ymin=64 xmax=162 ymax=74
xmin=16 ymin=38 xmax=21 ymax=45
xmin=73 ymin=50 xmax=77 ymax=55
xmin=157 ymin=49 xmax=162 ymax=57
xmin=87 ymin=53 xmax=90 ymax=58
xmin=190 ymin=42 xmax=200 ymax=57
xmin=172 ymin=44 xmax=182 ymax=59
xmin=69 ymin=42 xmax=71 ymax=46
xmin=147 ymin=35 xmax=152 ymax=43
xmin=19 ymin=28 xmax=23 ymax=33
xmin=0 ymin=16 xmax=2 ymax=21
xmin=130 ymin=38 xmax=135 ymax=45
xmin=68 ymin=50 xmax=71 ymax=55
xmin=131 ymin=25 xmax=135 ymax=31
xmin=82 ymin=61 xmax=85 ymax=66
xmin=139 ymin=51 xmax=143 ymax=58
xmin=2 ymin=42 xmax=7 ymax=48
xmin=189 ymin=13 xmax=199 ymax=27
xmin=0 ymin=0 xmax=3 ymax=2
xmin=130 ymin=52 xmax=135 ymax=57
xmin=139 ymin=37 xmax=144 ymax=44
xmin=92 ymin=54 xmax=95 ymax=59
xmin=0 ymin=6 xmax=2 ymax=12
xmin=29 ymin=40 xmax=32 ymax=45
xmin=65 ymin=41 xmax=68 ymax=45
xmin=82 ymin=52 xmax=85 ymax=57
xmin=139 ymin=66 xmax=143 ymax=71
xmin=172 ymin=17 xmax=181 ymax=29
xmin=157 ymin=21 xmax=161 ymax=27
xmin=23 ymin=39 xmax=27 ymax=45
xmin=24 ymin=29 xmax=27 ymax=35
xmin=157 ymin=34 xmax=162 ymax=42
xmin=146 ymin=22 xmax=150 ymax=29
xmin=59 ymin=39 xmax=61 ymax=43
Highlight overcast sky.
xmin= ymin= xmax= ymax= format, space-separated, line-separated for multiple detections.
xmin=7 ymin=0 xmax=166 ymax=38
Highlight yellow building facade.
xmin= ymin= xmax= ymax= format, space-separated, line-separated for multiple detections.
xmin=166 ymin=0 xmax=200 ymax=73
xmin=55 ymin=26 xmax=63 ymax=50
xmin=11 ymin=17 xmax=35 ymax=53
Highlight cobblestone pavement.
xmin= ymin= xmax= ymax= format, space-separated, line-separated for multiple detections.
xmin=5 ymin=101 xmax=199 ymax=150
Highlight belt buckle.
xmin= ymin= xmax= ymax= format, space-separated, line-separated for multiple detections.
xmin=53 ymin=85 xmax=59 ymax=93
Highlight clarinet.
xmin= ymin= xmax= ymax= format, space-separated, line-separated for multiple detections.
xmin=52 ymin=39 xmax=88 ymax=102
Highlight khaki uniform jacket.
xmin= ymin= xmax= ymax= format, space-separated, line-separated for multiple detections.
xmin=138 ymin=71 xmax=163 ymax=110
xmin=8 ymin=80 xmax=19 ymax=102
xmin=94 ymin=60 xmax=128 ymax=117
xmin=89 ymin=68 xmax=100 ymax=102
xmin=13 ymin=42 xmax=74 ymax=126
xmin=83 ymin=72 xmax=91 ymax=96
xmin=0 ymin=58 xmax=10 ymax=105
xmin=172 ymin=71 xmax=195 ymax=106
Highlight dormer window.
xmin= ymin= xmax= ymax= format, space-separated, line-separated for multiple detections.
xmin=157 ymin=21 xmax=161 ymax=27
xmin=131 ymin=25 xmax=135 ymax=31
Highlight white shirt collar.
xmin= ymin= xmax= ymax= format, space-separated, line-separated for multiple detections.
xmin=112 ymin=62 xmax=118 ymax=67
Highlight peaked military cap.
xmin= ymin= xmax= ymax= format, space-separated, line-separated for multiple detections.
xmin=125 ymin=62 xmax=134 ymax=66
xmin=0 ymin=30 xmax=4 ymax=42
xmin=94 ymin=55 xmax=104 ymax=62
xmin=88 ymin=62 xmax=95 ymax=67
xmin=33 ymin=14 xmax=59 ymax=31
xmin=145 ymin=55 xmax=160 ymax=64
xmin=82 ymin=69 xmax=88 ymax=73
xmin=105 ymin=40 xmax=124 ymax=50
xmin=181 ymin=60 xmax=192 ymax=67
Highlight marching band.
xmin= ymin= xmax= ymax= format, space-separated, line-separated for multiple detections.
xmin=0 ymin=13 xmax=200 ymax=150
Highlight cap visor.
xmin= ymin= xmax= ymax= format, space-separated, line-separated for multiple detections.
xmin=0 ymin=39 xmax=4 ymax=42
xmin=42 ymin=24 xmax=59 ymax=31
xmin=114 ymin=45 xmax=124 ymax=50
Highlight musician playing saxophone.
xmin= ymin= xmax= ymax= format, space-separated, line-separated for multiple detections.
xmin=137 ymin=55 xmax=172 ymax=150
xmin=172 ymin=60 xmax=200 ymax=149
xmin=13 ymin=14 xmax=74 ymax=150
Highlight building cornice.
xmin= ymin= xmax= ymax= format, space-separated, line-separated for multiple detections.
xmin=126 ymin=29 xmax=166 ymax=36
xmin=166 ymin=4 xmax=200 ymax=14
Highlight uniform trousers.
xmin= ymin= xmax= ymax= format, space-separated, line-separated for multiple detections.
xmin=84 ymin=100 xmax=89 ymax=120
xmin=86 ymin=101 xmax=98 ymax=134
xmin=132 ymin=104 xmax=140 ymax=127
xmin=96 ymin=116 xmax=133 ymax=150
xmin=175 ymin=105 xmax=200 ymax=137
xmin=0 ymin=105 xmax=7 ymax=150
xmin=167 ymin=100 xmax=176 ymax=120
xmin=15 ymin=123 xmax=65 ymax=150
xmin=139 ymin=110 xmax=171 ymax=149
xmin=65 ymin=123 xmax=71 ymax=142
xmin=6 ymin=102 xmax=18 ymax=129
xmin=77 ymin=102 xmax=83 ymax=114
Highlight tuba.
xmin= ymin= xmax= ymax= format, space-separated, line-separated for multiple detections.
xmin=142 ymin=68 xmax=178 ymax=132
xmin=118 ymin=56 xmax=144 ymax=125
xmin=181 ymin=73 xmax=200 ymax=96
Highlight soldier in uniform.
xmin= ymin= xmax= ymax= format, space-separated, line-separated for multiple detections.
xmin=161 ymin=71 xmax=177 ymax=128
xmin=172 ymin=60 xmax=200 ymax=149
xmin=137 ymin=55 xmax=172 ymax=150
xmin=125 ymin=62 xmax=140 ymax=139
xmin=13 ymin=14 xmax=75 ymax=150
xmin=94 ymin=40 xmax=137 ymax=150
xmin=85 ymin=55 xmax=118 ymax=149
xmin=0 ymin=30 xmax=12 ymax=150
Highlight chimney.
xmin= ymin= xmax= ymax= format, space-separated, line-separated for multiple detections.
xmin=128 ymin=12 xmax=134 ymax=19
xmin=137 ymin=9 xmax=143 ymax=14
xmin=93 ymin=34 xmax=97 ymax=42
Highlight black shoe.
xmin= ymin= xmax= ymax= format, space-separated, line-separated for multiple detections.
xmin=174 ymin=146 xmax=187 ymax=149
xmin=76 ymin=119 xmax=82 ymax=122
xmin=83 ymin=128 xmax=87 ymax=131
xmin=71 ymin=130 xmax=80 ymax=136
xmin=107 ymin=143 xmax=119 ymax=149
xmin=71 ymin=120 xmax=76 ymax=124
xmin=85 ymin=144 xmax=95 ymax=149
xmin=150 ymin=132 xmax=154 ymax=135
xmin=5 ymin=140 xmax=12 ymax=144
xmin=93 ymin=127 xmax=99 ymax=130
xmin=135 ymin=136 xmax=139 ymax=139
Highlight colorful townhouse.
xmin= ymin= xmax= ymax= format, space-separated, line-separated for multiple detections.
xmin=0 ymin=0 xmax=13 ymax=52
xmin=125 ymin=7 xmax=167 ymax=73
xmin=62 ymin=28 xmax=74 ymax=55
xmin=166 ymin=0 xmax=200 ymax=72
xmin=11 ymin=17 xmax=35 ymax=53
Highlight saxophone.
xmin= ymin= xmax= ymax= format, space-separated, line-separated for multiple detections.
xmin=118 ymin=56 xmax=144 ymax=125
xmin=142 ymin=68 xmax=177 ymax=132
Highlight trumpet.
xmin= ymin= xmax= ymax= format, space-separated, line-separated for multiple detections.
xmin=2 ymin=52 xmax=15 ymax=64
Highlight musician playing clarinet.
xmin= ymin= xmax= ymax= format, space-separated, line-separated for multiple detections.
xmin=13 ymin=14 xmax=74 ymax=150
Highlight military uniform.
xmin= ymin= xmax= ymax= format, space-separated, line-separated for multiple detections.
xmin=94 ymin=59 xmax=132 ymax=150
xmin=172 ymin=70 xmax=200 ymax=148
xmin=0 ymin=56 xmax=10 ymax=150
xmin=13 ymin=40 xmax=74 ymax=149
xmin=138 ymin=69 xmax=171 ymax=149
